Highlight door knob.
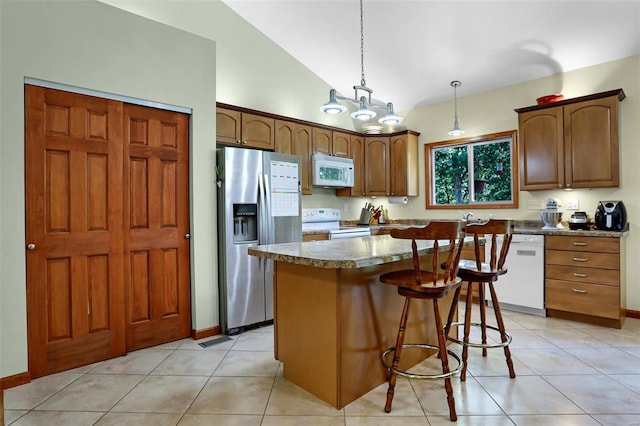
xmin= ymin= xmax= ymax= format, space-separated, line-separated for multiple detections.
xmin=27 ymin=243 xmax=36 ymax=250
xmin=185 ymin=233 xmax=191 ymax=239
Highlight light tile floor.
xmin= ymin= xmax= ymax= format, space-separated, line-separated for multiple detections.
xmin=4 ymin=303 xmax=640 ymax=425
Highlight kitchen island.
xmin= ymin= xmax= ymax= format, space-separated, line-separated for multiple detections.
xmin=248 ymin=234 xmax=467 ymax=409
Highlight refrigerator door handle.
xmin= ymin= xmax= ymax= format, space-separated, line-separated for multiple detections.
xmin=258 ymin=172 xmax=267 ymax=244
xmin=263 ymin=173 xmax=273 ymax=244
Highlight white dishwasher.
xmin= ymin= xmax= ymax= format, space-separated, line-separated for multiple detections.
xmin=485 ymin=234 xmax=546 ymax=316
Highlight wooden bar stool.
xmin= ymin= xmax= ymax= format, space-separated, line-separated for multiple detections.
xmin=380 ymin=221 xmax=466 ymax=421
xmin=444 ymin=219 xmax=516 ymax=382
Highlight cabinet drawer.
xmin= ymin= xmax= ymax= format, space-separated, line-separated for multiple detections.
xmin=545 ymin=250 xmax=619 ymax=269
xmin=545 ymin=235 xmax=619 ymax=253
xmin=545 ymin=279 xmax=619 ymax=319
xmin=545 ymin=265 xmax=620 ymax=286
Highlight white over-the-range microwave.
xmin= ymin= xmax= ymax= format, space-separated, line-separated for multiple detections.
xmin=312 ymin=153 xmax=355 ymax=188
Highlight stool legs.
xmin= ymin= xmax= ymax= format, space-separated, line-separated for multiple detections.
xmin=488 ymin=283 xmax=516 ymax=378
xmin=478 ymin=282 xmax=489 ymax=357
xmin=385 ymin=297 xmax=411 ymax=413
xmin=447 ymin=280 xmax=516 ymax=381
xmin=461 ymin=284 xmax=473 ymax=381
xmin=433 ymin=298 xmax=457 ymax=421
xmin=385 ymin=296 xmax=458 ymax=421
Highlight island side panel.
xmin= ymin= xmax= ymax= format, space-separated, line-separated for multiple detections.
xmin=338 ymin=256 xmax=458 ymax=408
xmin=273 ymin=254 xmax=459 ymax=410
xmin=275 ymin=261 xmax=341 ymax=408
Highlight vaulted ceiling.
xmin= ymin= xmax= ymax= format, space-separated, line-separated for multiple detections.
xmin=222 ymin=0 xmax=640 ymax=112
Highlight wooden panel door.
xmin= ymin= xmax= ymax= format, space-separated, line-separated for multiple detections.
xmin=518 ymin=107 xmax=564 ymax=190
xmin=25 ymin=85 xmax=126 ymax=378
xmin=123 ymin=104 xmax=191 ymax=351
xmin=364 ymin=137 xmax=390 ymax=196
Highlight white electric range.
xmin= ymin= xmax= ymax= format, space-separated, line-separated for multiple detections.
xmin=301 ymin=208 xmax=371 ymax=239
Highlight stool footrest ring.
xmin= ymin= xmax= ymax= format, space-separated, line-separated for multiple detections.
xmin=446 ymin=322 xmax=512 ymax=348
xmin=381 ymin=343 xmax=462 ymax=379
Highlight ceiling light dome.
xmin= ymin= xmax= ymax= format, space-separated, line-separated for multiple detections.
xmin=320 ymin=89 xmax=347 ymax=114
xmin=351 ymin=96 xmax=377 ymax=120
xmin=379 ymin=102 xmax=403 ymax=125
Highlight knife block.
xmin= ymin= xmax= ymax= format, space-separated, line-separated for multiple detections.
xmin=358 ymin=208 xmax=371 ymax=225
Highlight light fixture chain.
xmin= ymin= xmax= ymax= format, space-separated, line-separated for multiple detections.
xmin=454 ymin=84 xmax=458 ymax=120
xmin=360 ymin=0 xmax=366 ymax=87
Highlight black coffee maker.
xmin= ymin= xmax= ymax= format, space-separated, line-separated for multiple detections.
xmin=594 ymin=201 xmax=627 ymax=231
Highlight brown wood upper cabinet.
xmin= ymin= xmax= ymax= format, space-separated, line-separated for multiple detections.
xmin=364 ymin=136 xmax=390 ymax=196
xmin=389 ymin=132 xmax=419 ymax=196
xmin=338 ymin=131 xmax=419 ymax=198
xmin=275 ymin=120 xmax=313 ymax=195
xmin=312 ymin=128 xmax=349 ymax=157
xmin=216 ymin=107 xmax=275 ymax=150
xmin=515 ymin=89 xmax=624 ymax=190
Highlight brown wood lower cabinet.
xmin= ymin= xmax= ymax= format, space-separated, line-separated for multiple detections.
xmin=302 ymin=233 xmax=329 ymax=242
xmin=545 ymin=235 xmax=626 ymax=328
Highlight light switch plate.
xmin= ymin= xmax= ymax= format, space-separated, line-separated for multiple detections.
xmin=567 ymin=199 xmax=580 ymax=210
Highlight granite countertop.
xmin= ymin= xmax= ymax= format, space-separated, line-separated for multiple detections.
xmin=248 ymin=235 xmax=474 ymax=269
xmin=303 ymin=220 xmax=629 ymax=238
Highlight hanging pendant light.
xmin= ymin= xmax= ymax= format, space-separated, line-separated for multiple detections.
xmin=319 ymin=0 xmax=402 ymax=126
xmin=351 ymin=96 xmax=377 ymax=120
xmin=320 ymin=89 xmax=348 ymax=114
xmin=448 ymin=80 xmax=465 ymax=136
xmin=378 ymin=102 xmax=402 ymax=125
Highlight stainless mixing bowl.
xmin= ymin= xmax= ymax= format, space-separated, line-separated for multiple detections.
xmin=541 ymin=211 xmax=563 ymax=228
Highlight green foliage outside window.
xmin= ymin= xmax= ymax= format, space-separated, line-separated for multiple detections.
xmin=427 ymin=131 xmax=518 ymax=209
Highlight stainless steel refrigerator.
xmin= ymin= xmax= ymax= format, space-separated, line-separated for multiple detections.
xmin=216 ymin=147 xmax=302 ymax=334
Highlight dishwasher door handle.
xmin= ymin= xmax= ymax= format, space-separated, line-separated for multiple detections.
xmin=516 ymin=249 xmax=537 ymax=256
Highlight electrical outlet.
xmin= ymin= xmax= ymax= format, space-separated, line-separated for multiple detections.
xmin=567 ymin=199 xmax=580 ymax=210
xmin=343 ymin=203 xmax=349 ymax=212
xmin=408 ymin=202 xmax=413 ymax=211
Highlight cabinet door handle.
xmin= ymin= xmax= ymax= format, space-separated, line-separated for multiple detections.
xmin=572 ymin=242 xmax=587 ymax=246
xmin=572 ymin=288 xmax=588 ymax=294
xmin=572 ymin=257 xmax=588 ymax=262
xmin=572 ymin=273 xmax=588 ymax=278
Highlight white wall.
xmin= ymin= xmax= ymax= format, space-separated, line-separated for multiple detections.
xmin=99 ymin=0 xmax=354 ymax=130
xmin=0 ymin=0 xmax=218 ymax=378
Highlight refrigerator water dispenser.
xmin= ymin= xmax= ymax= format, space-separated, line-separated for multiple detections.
xmin=233 ymin=204 xmax=257 ymax=242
